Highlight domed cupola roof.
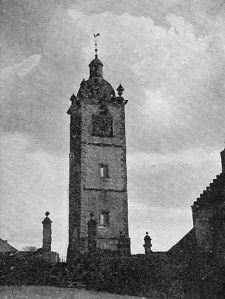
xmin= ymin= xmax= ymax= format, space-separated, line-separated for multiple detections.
xmin=89 ymin=55 xmax=103 ymax=67
xmin=77 ymin=55 xmax=115 ymax=101
xmin=89 ymin=55 xmax=103 ymax=78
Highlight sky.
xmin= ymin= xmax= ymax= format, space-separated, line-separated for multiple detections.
xmin=0 ymin=0 xmax=225 ymax=258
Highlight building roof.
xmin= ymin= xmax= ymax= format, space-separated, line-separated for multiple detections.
xmin=89 ymin=55 xmax=103 ymax=67
xmin=168 ymin=229 xmax=197 ymax=264
xmin=0 ymin=238 xmax=18 ymax=253
xmin=76 ymin=55 xmax=117 ymax=102
xmin=78 ymin=77 xmax=115 ymax=101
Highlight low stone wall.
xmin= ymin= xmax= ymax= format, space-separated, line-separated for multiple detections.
xmin=3 ymin=251 xmax=225 ymax=298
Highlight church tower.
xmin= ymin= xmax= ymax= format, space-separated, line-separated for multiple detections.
xmin=67 ymin=49 xmax=130 ymax=261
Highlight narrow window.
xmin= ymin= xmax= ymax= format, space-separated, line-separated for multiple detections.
xmin=99 ymin=164 xmax=109 ymax=178
xmin=100 ymin=211 xmax=109 ymax=226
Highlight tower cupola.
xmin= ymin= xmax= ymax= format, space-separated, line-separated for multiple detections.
xmin=89 ymin=55 xmax=103 ymax=78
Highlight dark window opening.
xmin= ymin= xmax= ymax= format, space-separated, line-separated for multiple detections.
xmin=92 ymin=115 xmax=113 ymax=137
xmin=92 ymin=105 xmax=113 ymax=138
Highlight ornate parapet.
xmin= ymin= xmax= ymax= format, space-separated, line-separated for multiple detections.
xmin=192 ymin=172 xmax=225 ymax=253
xmin=192 ymin=173 xmax=225 ymax=221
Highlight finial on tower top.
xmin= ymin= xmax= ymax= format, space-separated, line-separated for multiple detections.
xmin=117 ymin=84 xmax=124 ymax=97
xmin=45 ymin=211 xmax=50 ymax=217
xmin=89 ymin=35 xmax=103 ymax=78
xmin=94 ymin=33 xmax=100 ymax=58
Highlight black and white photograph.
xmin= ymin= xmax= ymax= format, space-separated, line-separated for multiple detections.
xmin=1 ymin=1 xmax=225 ymax=298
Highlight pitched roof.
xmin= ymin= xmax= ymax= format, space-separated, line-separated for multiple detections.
xmin=0 ymin=238 xmax=18 ymax=252
xmin=168 ymin=229 xmax=197 ymax=264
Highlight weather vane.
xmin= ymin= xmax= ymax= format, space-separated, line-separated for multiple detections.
xmin=94 ymin=33 xmax=100 ymax=57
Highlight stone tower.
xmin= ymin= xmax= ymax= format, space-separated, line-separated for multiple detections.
xmin=42 ymin=211 xmax=52 ymax=252
xmin=67 ymin=53 xmax=130 ymax=261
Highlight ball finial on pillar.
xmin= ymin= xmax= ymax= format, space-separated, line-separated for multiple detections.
xmin=143 ymin=232 xmax=152 ymax=255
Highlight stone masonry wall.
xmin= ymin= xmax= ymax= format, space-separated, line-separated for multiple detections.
xmin=83 ymin=145 xmax=125 ymax=190
xmin=79 ymin=100 xmax=129 ymax=251
xmin=81 ymin=101 xmax=126 ymax=146
xmin=79 ymin=189 xmax=128 ymax=238
xmin=194 ymin=207 xmax=217 ymax=252
xmin=67 ymin=96 xmax=129 ymax=257
xmin=67 ymin=104 xmax=82 ymax=260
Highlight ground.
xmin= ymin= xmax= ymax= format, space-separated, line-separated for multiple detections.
xmin=0 ymin=286 xmax=144 ymax=299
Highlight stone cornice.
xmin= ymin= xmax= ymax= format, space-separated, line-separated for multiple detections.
xmin=82 ymin=141 xmax=125 ymax=148
xmin=79 ymin=96 xmax=127 ymax=106
xmin=83 ymin=187 xmax=126 ymax=193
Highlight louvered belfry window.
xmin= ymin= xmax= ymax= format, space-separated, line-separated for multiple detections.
xmin=92 ymin=104 xmax=113 ymax=137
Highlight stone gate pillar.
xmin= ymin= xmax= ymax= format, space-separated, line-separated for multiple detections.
xmin=42 ymin=211 xmax=52 ymax=252
xmin=143 ymin=232 xmax=152 ymax=255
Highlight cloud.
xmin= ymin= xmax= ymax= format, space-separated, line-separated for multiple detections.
xmin=1 ymin=0 xmax=225 ymax=254
xmin=0 ymin=133 xmax=68 ymax=255
xmin=1 ymin=54 xmax=41 ymax=78
xmin=67 ymin=9 xmax=225 ymax=153
xmin=126 ymin=145 xmax=221 ymax=252
xmin=1 ymin=5 xmax=225 ymax=153
xmin=0 ymin=55 xmax=41 ymax=101
xmin=0 ymin=133 xmax=221 ymax=255
xmin=129 ymin=201 xmax=192 ymax=252
xmin=128 ymin=146 xmax=220 ymax=169
xmin=127 ymin=146 xmax=221 ymax=211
